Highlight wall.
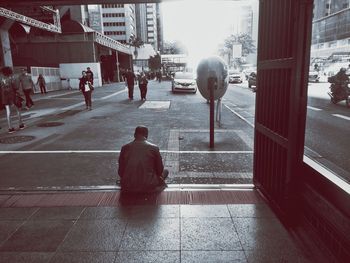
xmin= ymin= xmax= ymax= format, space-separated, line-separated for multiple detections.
xmin=12 ymin=41 xmax=95 ymax=68
xmin=31 ymin=66 xmax=62 ymax=93
xmin=301 ymin=164 xmax=350 ymax=262
xmin=59 ymin=62 xmax=102 ymax=89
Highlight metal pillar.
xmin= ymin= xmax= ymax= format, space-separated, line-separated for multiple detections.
xmin=0 ymin=20 xmax=14 ymax=67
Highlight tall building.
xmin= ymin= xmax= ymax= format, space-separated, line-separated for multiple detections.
xmin=229 ymin=1 xmax=259 ymax=64
xmin=135 ymin=3 xmax=159 ymax=51
xmin=100 ymin=3 xmax=136 ymax=44
xmin=311 ymin=0 xmax=350 ymax=58
xmin=232 ymin=1 xmax=258 ymax=43
xmin=87 ymin=5 xmax=104 ymax=33
xmin=156 ymin=3 xmax=164 ymax=53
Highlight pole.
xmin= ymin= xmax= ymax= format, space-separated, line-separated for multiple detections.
xmin=208 ymin=77 xmax=216 ymax=148
xmin=216 ymin=98 xmax=222 ymax=126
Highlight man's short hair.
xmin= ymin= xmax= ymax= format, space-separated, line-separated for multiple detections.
xmin=1 ymin=66 xmax=13 ymax=76
xmin=134 ymin=126 xmax=148 ymax=138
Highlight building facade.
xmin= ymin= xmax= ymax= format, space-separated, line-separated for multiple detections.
xmin=156 ymin=3 xmax=164 ymax=53
xmin=135 ymin=3 xmax=159 ymax=51
xmin=229 ymin=1 xmax=259 ymax=65
xmin=87 ymin=5 xmax=104 ymax=34
xmin=311 ymin=0 xmax=350 ymax=58
xmin=100 ymin=3 xmax=136 ymax=44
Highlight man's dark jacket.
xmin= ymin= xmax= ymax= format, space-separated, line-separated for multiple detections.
xmin=118 ymin=139 xmax=166 ymax=192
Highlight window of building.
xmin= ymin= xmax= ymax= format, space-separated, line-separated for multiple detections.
xmin=103 ymin=22 xmax=125 ymax=27
xmin=103 ymin=13 xmax=125 ymax=18
xmin=329 ymin=41 xmax=337 ymax=47
xmin=104 ymin=31 xmax=126 ymax=36
xmin=102 ymin=4 xmax=124 ymax=8
xmin=343 ymin=3 xmax=349 ymax=9
xmin=305 ymin=2 xmax=350 ymax=187
xmin=326 ymin=3 xmax=330 ymax=9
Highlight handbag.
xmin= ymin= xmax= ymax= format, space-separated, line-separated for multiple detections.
xmin=84 ymin=82 xmax=94 ymax=92
xmin=14 ymin=93 xmax=24 ymax=108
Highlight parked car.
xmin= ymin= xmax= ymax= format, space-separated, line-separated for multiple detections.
xmin=243 ymin=68 xmax=256 ymax=80
xmin=248 ymin=72 xmax=257 ymax=92
xmin=308 ymin=71 xmax=320 ymax=82
xmin=171 ymin=72 xmax=197 ymax=93
xmin=228 ymin=71 xmax=243 ymax=84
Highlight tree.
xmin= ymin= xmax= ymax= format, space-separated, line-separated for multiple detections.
xmin=149 ymin=54 xmax=161 ymax=71
xmin=163 ymin=41 xmax=188 ymax=54
xmin=128 ymin=36 xmax=144 ymax=58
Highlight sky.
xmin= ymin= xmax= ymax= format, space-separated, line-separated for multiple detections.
xmin=161 ymin=0 xmax=243 ymax=65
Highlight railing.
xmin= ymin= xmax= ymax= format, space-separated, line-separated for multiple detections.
xmin=0 ymin=7 xmax=61 ymax=33
xmin=93 ymin=31 xmax=132 ymax=54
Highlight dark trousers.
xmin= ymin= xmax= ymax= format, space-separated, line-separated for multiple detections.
xmin=128 ymin=84 xmax=134 ymax=99
xmin=139 ymin=85 xmax=147 ymax=99
xmin=23 ymin=89 xmax=34 ymax=108
xmin=39 ymin=84 xmax=47 ymax=94
xmin=83 ymin=91 xmax=92 ymax=107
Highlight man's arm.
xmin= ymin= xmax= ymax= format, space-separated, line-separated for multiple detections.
xmin=154 ymin=147 xmax=164 ymax=178
xmin=118 ymin=146 xmax=126 ymax=178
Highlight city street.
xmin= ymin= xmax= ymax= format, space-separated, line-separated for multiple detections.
xmin=233 ymin=80 xmax=350 ymax=183
xmin=1 ymin=79 xmax=349 ymax=190
xmin=0 ymin=80 xmax=254 ymax=190
xmin=304 ymin=82 xmax=350 ymax=183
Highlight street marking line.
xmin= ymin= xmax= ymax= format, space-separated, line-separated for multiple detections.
xmin=222 ymin=100 xmax=237 ymax=107
xmin=332 ymin=114 xmax=350 ymax=121
xmin=0 ymin=150 xmax=253 ymax=154
xmin=223 ymin=104 xmax=254 ymax=128
xmin=44 ymin=98 xmax=82 ymax=101
xmin=139 ymin=101 xmax=171 ymax=109
xmin=307 ymin=106 xmax=322 ymax=111
xmin=61 ymin=102 xmax=85 ymax=111
xmin=100 ymin=88 xmax=127 ymax=100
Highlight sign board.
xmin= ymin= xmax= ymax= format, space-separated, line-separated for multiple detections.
xmin=196 ymin=56 xmax=228 ymax=100
xmin=232 ymin=44 xmax=242 ymax=58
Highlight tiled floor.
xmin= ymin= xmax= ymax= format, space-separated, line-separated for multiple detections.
xmin=0 ymin=203 xmax=325 ymax=263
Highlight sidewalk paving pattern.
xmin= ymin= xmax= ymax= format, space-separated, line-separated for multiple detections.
xmin=0 ymin=190 xmax=324 ymax=263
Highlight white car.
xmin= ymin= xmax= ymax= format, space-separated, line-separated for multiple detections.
xmin=171 ymin=72 xmax=197 ymax=93
xmin=228 ymin=71 xmax=243 ymax=83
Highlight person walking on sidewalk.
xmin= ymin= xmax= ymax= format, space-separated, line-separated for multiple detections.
xmin=124 ymin=68 xmax=136 ymax=100
xmin=118 ymin=126 xmax=169 ymax=193
xmin=36 ymin=74 xmax=47 ymax=94
xmin=138 ymin=72 xmax=148 ymax=100
xmin=0 ymin=67 xmax=25 ymax=133
xmin=19 ymin=69 xmax=35 ymax=109
xmin=79 ymin=70 xmax=94 ymax=110
xmin=86 ymin=67 xmax=94 ymax=85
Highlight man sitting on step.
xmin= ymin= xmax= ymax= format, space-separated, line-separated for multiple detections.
xmin=118 ymin=126 xmax=169 ymax=193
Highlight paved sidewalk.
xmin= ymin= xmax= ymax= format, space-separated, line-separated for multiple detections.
xmin=0 ymin=190 xmax=331 ymax=263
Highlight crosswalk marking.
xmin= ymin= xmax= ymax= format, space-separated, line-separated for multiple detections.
xmin=100 ymin=88 xmax=127 ymax=100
